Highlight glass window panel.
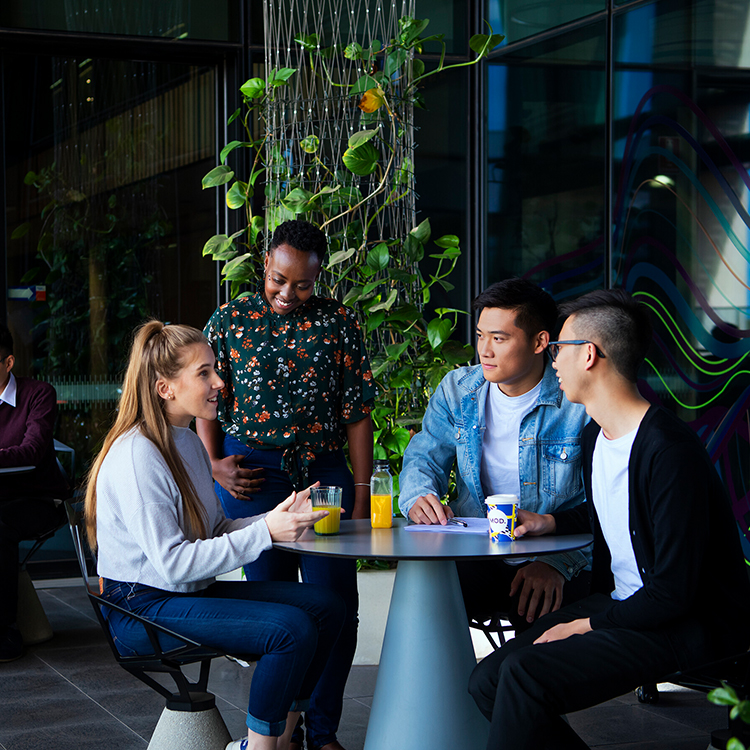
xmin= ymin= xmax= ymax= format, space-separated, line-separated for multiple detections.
xmin=0 ymin=0 xmax=240 ymax=41
xmin=4 ymin=55 xmax=218 ymax=468
xmin=614 ymin=0 xmax=750 ymax=68
xmin=486 ymin=21 xmax=606 ymax=300
xmin=414 ymin=66 xmax=469 ymax=319
xmin=613 ymin=0 xmax=750 ymax=560
xmin=415 ymin=0 xmax=468 ymax=55
xmin=487 ymin=0 xmax=605 ymax=46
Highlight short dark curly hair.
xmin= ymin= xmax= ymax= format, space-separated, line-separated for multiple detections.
xmin=0 ymin=323 xmax=13 ymax=359
xmin=270 ymin=220 xmax=327 ymax=263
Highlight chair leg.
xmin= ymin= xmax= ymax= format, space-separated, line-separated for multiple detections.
xmin=16 ymin=570 xmax=53 ymax=645
xmin=147 ymin=704 xmax=231 ymax=750
xmin=635 ymin=683 xmax=659 ymax=704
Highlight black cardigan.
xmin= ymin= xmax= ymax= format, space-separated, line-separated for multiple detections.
xmin=553 ymin=405 xmax=750 ymax=668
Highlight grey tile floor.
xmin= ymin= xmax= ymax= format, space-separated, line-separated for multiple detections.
xmin=0 ymin=583 xmax=728 ymax=750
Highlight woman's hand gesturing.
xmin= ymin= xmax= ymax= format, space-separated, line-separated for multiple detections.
xmin=264 ymin=486 xmax=327 ymax=542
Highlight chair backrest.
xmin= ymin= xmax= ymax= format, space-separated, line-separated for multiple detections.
xmin=64 ymin=501 xmax=224 ymax=708
xmin=54 ymin=439 xmax=75 ymax=500
xmin=18 ymin=440 xmax=75 ymax=567
xmin=53 ymin=439 xmax=75 ymax=479
xmin=65 ymin=502 xmax=98 ymax=596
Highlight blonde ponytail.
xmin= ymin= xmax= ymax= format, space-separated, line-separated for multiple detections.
xmin=84 ymin=321 xmax=210 ymax=549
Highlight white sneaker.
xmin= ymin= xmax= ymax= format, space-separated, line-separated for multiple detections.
xmin=225 ymin=739 xmax=248 ymax=750
xmin=225 ymin=654 xmax=253 ymax=668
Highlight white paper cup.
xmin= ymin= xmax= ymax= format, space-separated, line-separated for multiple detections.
xmin=485 ymin=494 xmax=518 ymax=543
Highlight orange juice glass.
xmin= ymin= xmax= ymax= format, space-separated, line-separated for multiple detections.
xmin=311 ymin=486 xmax=343 ymax=535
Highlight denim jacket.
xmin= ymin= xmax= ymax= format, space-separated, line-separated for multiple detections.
xmin=398 ymin=360 xmax=591 ymax=579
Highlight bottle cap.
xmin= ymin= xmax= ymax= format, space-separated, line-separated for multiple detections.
xmin=374 ymin=459 xmax=390 ymax=470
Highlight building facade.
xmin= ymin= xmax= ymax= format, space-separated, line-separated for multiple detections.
xmin=1 ymin=0 xmax=748 ymax=563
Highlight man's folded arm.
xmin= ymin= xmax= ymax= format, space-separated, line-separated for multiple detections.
xmin=0 ymin=383 xmax=57 ymax=468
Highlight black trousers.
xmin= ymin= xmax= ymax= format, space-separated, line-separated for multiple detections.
xmin=468 ymin=593 xmax=708 ymax=750
xmin=0 ymin=497 xmax=66 ymax=629
xmin=457 ymin=558 xmax=591 ymax=633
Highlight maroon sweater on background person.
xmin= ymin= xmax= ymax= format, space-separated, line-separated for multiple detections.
xmin=0 ymin=376 xmax=67 ymax=501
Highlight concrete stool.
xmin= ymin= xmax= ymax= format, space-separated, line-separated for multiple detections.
xmin=147 ymin=691 xmax=231 ymax=750
xmin=16 ymin=569 xmax=53 ymax=645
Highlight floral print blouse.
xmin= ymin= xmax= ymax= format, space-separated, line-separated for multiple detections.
xmin=204 ymin=292 xmax=375 ymax=484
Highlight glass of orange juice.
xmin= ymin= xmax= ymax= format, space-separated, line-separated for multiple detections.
xmin=311 ymin=486 xmax=343 ymax=535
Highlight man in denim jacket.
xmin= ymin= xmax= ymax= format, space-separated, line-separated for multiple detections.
xmin=399 ymin=279 xmax=590 ymax=630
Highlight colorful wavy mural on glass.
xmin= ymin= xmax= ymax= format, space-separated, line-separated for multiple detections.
xmin=526 ymin=83 xmax=750 ymax=562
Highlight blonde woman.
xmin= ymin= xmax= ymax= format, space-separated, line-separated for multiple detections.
xmin=85 ymin=321 xmax=344 ymax=750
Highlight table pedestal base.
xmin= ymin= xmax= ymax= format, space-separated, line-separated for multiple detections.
xmin=364 ymin=559 xmax=490 ymax=750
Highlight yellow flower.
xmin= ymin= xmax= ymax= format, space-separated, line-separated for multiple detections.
xmin=358 ymin=87 xmax=385 ymax=113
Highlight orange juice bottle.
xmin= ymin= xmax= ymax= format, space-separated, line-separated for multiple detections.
xmin=370 ymin=460 xmax=393 ymax=528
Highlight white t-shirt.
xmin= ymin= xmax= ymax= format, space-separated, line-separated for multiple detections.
xmin=592 ymin=427 xmax=642 ymax=601
xmin=480 ymin=379 xmax=542 ymax=498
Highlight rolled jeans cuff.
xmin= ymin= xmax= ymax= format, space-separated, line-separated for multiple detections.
xmin=245 ymin=697 xmax=310 ymax=736
xmin=246 ymin=711 xmax=288 ymax=737
xmin=290 ymin=697 xmax=310 ymax=713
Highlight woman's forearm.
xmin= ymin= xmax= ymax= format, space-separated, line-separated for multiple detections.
xmin=196 ymin=417 xmax=224 ymax=461
xmin=346 ymin=415 xmax=374 ymax=519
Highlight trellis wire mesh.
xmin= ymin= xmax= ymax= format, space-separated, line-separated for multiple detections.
xmin=263 ymin=0 xmax=419 ymax=325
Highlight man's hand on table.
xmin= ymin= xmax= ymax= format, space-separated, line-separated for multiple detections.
xmin=514 ymin=509 xmax=556 ymax=537
xmin=407 ymin=493 xmax=454 ymax=525
xmin=509 ymin=562 xmax=565 ymax=623
xmin=534 ymin=617 xmax=591 ymax=644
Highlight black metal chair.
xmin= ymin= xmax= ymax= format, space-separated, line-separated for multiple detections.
xmin=468 ymin=610 xmax=514 ymax=650
xmin=16 ymin=441 xmax=75 ymax=645
xmin=635 ymin=565 xmax=750 ymax=749
xmin=677 ymin=652 xmax=750 ymax=749
xmin=634 ymin=650 xmax=750 ymax=750
xmin=65 ymin=501 xmax=237 ymax=750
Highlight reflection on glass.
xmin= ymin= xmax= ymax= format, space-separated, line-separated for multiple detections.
xmin=486 ymin=22 xmax=606 ymax=300
xmin=0 ymin=0 xmax=239 ymax=41
xmin=613 ymin=0 xmax=750 ymax=560
xmin=487 ymin=0 xmax=605 ymax=46
xmin=414 ymin=66 xmax=469 ymax=317
xmin=4 ymin=56 xmax=217 ymax=466
xmin=614 ymin=0 xmax=750 ymax=67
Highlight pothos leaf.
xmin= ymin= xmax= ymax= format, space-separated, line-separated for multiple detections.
xmin=343 ymin=142 xmax=380 ymax=176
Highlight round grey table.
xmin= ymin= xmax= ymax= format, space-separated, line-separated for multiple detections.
xmin=0 ymin=466 xmax=35 ymax=475
xmin=275 ymin=517 xmax=593 ymax=750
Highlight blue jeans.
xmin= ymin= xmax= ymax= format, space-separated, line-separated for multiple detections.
xmin=216 ymin=436 xmax=358 ymax=749
xmin=100 ymin=579 xmax=345 ymax=737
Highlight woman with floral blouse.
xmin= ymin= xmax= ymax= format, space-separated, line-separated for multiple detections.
xmin=197 ymin=220 xmax=374 ymax=750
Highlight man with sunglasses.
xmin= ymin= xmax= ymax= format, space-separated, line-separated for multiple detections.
xmin=399 ymin=278 xmax=590 ymax=631
xmin=0 ymin=323 xmax=67 ymax=662
xmin=469 ymin=289 xmax=750 ymax=750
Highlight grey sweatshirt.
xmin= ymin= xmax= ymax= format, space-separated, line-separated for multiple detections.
xmin=95 ymin=425 xmax=272 ymax=592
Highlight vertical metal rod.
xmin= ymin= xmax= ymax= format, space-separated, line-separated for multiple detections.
xmin=467 ymin=0 xmax=487 ymax=342
xmin=605 ymin=0 xmax=614 ymax=289
xmin=0 ymin=53 xmax=7 ymax=321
